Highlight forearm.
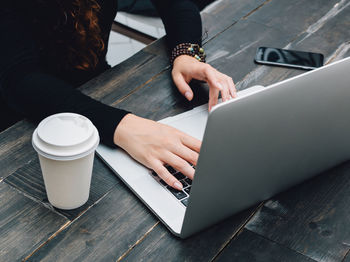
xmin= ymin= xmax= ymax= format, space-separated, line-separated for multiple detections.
xmin=2 ymin=70 xmax=129 ymax=147
xmin=151 ymin=0 xmax=202 ymax=50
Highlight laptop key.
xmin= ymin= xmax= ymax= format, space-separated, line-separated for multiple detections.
xmin=174 ymin=172 xmax=186 ymax=180
xmin=181 ymin=198 xmax=189 ymax=207
xmin=166 ymin=186 xmax=187 ymax=200
xmin=151 ymin=171 xmax=158 ymax=176
xmin=165 ymin=165 xmax=177 ymax=174
xmin=180 ymin=180 xmax=188 ymax=188
xmin=159 ymin=180 xmax=167 ymax=186
xmin=184 ymin=178 xmax=192 ymax=185
xmin=184 ymin=186 xmax=191 ymax=194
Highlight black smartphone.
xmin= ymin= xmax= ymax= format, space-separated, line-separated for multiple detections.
xmin=255 ymin=47 xmax=324 ymax=70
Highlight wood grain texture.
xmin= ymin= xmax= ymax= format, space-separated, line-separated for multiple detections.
xmin=0 ymin=120 xmax=36 ymax=180
xmin=232 ymin=0 xmax=350 ymax=91
xmin=246 ymin=0 xmax=346 ymax=37
xmin=121 ymin=207 xmax=258 ymax=262
xmin=214 ymin=229 xmax=317 ymax=262
xmin=0 ymin=182 xmax=68 ymax=261
xmin=80 ymin=49 xmax=169 ymax=104
xmin=245 ymin=161 xmax=350 ymax=262
xmin=287 ymin=1 xmax=350 ymax=64
xmin=112 ymin=71 xmax=209 ymax=119
xmin=344 ymin=251 xmax=350 ymax=262
xmin=200 ymin=0 xmax=267 ymax=41
xmin=25 ymin=183 xmax=158 ymax=262
xmin=4 ymin=156 xmax=120 ymax=221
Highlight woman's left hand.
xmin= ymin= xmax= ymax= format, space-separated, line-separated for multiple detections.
xmin=172 ymin=55 xmax=237 ymax=111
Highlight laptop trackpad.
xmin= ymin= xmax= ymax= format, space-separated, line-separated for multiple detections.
xmin=159 ymin=106 xmax=208 ymax=140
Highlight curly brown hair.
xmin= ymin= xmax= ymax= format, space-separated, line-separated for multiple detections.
xmin=33 ymin=0 xmax=105 ymax=72
xmin=67 ymin=0 xmax=105 ymax=70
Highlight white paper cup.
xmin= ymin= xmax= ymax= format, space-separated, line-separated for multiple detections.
xmin=32 ymin=113 xmax=99 ymax=209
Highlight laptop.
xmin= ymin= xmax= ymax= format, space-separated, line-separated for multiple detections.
xmin=97 ymin=56 xmax=350 ymax=238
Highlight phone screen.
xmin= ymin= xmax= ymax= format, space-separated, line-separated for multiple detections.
xmin=255 ymin=47 xmax=324 ymax=70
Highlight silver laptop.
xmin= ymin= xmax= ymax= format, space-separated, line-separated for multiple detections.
xmin=97 ymin=56 xmax=350 ymax=238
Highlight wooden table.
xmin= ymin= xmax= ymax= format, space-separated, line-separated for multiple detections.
xmin=1 ymin=0 xmax=350 ymax=261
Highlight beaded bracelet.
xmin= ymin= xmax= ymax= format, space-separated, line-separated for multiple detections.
xmin=170 ymin=43 xmax=206 ymax=65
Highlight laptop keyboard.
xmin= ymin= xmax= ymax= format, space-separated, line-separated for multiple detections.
xmin=151 ymin=165 xmax=193 ymax=207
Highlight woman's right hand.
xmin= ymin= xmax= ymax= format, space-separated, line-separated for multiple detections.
xmin=113 ymin=114 xmax=201 ymax=190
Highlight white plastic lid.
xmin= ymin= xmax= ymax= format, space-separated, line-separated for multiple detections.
xmin=32 ymin=113 xmax=100 ymax=160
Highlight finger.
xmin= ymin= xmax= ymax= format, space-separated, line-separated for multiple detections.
xmin=220 ymin=79 xmax=231 ymax=102
xmin=226 ymin=76 xmax=237 ymax=98
xmin=209 ymin=84 xmax=220 ymax=111
xmin=170 ymin=142 xmax=199 ymax=166
xmin=203 ymin=65 xmax=221 ymax=90
xmin=152 ymin=161 xmax=183 ymax=190
xmin=203 ymin=67 xmax=224 ymax=111
xmin=172 ymin=72 xmax=193 ymax=101
xmin=161 ymin=151 xmax=195 ymax=180
xmin=180 ymin=134 xmax=201 ymax=153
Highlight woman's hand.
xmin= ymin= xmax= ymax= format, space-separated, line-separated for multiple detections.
xmin=172 ymin=55 xmax=237 ymax=111
xmin=114 ymin=114 xmax=201 ymax=190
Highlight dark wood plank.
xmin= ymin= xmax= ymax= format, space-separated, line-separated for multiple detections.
xmin=286 ymin=1 xmax=350 ymax=64
xmin=215 ymin=229 xmax=317 ymax=262
xmin=247 ymin=0 xmax=347 ymax=37
xmin=0 ymin=182 xmax=68 ymax=261
xmin=0 ymin=120 xmax=36 ymax=180
xmin=245 ymin=161 xmax=350 ymax=262
xmin=25 ymin=183 xmax=158 ymax=262
xmin=232 ymin=0 xmax=350 ymax=91
xmin=121 ymin=207 xmax=258 ymax=262
xmin=4 ymin=156 xmax=120 ymax=221
xmin=200 ymin=0 xmax=267 ymax=41
xmin=79 ymin=49 xmax=169 ymax=103
xmin=112 ymin=70 xmax=209 ymax=120
xmin=344 ymin=251 xmax=350 ymax=262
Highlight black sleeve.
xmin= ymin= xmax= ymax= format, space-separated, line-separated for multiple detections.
xmin=0 ymin=7 xmax=129 ymax=147
xmin=151 ymin=0 xmax=203 ymax=50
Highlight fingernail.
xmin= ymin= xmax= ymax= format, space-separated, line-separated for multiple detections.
xmin=185 ymin=91 xmax=192 ymax=101
xmin=174 ymin=181 xmax=183 ymax=190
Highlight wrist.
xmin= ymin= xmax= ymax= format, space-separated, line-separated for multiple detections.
xmin=113 ymin=113 xmax=138 ymax=147
xmin=170 ymin=43 xmax=206 ymax=65
xmin=173 ymin=54 xmax=198 ymax=67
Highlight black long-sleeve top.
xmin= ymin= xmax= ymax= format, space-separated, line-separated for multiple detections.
xmin=0 ymin=0 xmax=202 ymax=146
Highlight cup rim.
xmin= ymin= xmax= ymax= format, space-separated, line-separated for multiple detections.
xmin=32 ymin=113 xmax=100 ymax=161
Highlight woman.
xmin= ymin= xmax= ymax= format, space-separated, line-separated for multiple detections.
xmin=0 ymin=0 xmax=236 ymax=191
